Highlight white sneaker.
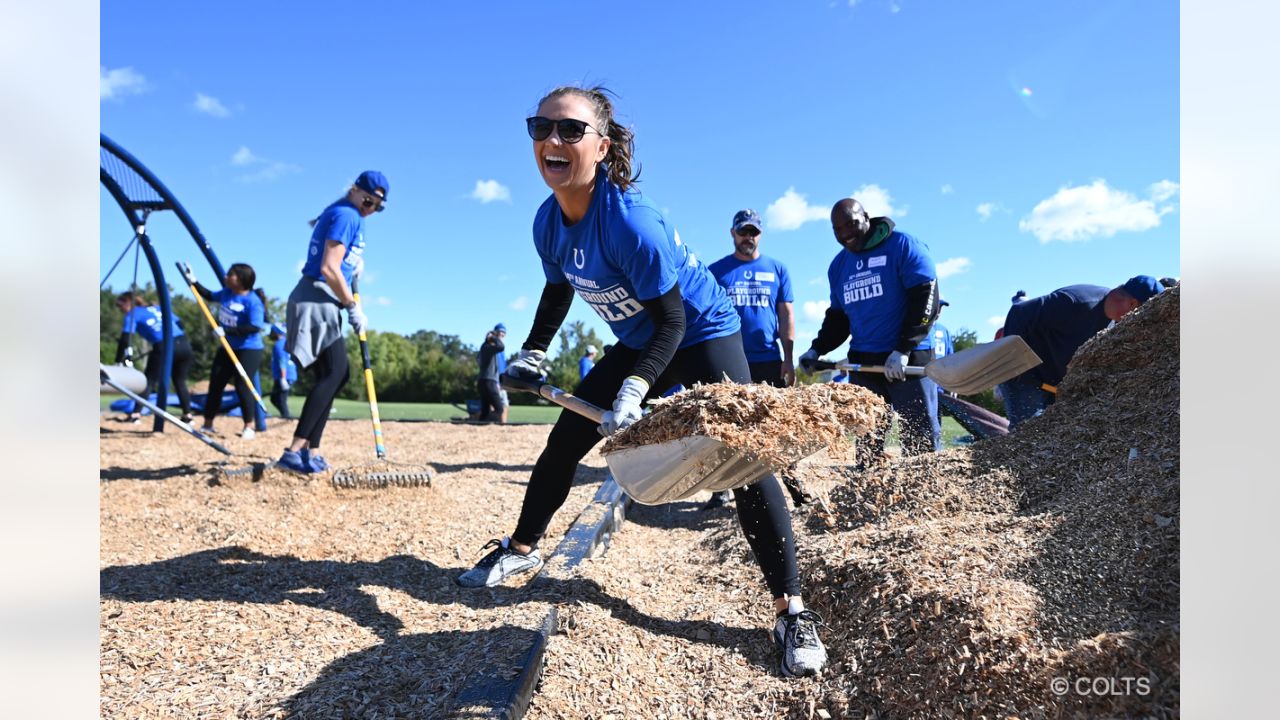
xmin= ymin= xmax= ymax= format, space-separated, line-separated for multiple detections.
xmin=456 ymin=538 xmax=543 ymax=588
xmin=241 ymin=427 xmax=256 ymax=440
xmin=774 ymin=609 xmax=828 ymax=677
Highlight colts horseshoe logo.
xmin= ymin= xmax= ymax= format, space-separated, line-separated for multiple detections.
xmin=744 ymin=270 xmax=753 ymax=280
xmin=856 ymin=259 xmax=864 ymax=270
xmin=573 ymin=248 xmax=586 ymax=269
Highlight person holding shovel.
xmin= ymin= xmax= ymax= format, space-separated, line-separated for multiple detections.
xmin=799 ymin=197 xmax=942 ymax=457
xmin=114 ymin=290 xmax=194 ymax=423
xmin=998 ymin=275 xmax=1163 ymax=427
xmin=180 ymin=262 xmax=266 ymax=439
xmin=278 ymin=170 xmax=388 ymax=474
xmin=455 ymin=84 xmax=828 ymax=678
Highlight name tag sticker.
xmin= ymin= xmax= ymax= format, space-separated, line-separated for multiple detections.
xmin=868 ymin=256 xmax=887 ymax=268
xmin=755 ymin=271 xmax=775 ymax=282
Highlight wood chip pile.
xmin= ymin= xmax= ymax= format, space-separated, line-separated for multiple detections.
xmin=793 ymin=285 xmax=1181 ymax=718
xmin=604 ymin=382 xmax=887 ymax=469
xmin=100 ymin=420 xmax=606 ymax=718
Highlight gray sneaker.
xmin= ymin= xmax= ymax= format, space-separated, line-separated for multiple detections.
xmin=456 ymin=538 xmax=543 ymax=588
xmin=773 ymin=609 xmax=828 ymax=677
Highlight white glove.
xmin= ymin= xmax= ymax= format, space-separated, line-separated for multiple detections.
xmin=506 ymin=349 xmax=547 ymax=381
xmin=178 ymin=261 xmax=197 ymax=285
xmin=347 ymin=253 xmax=364 ymax=280
xmin=601 ymin=376 xmax=649 ymax=436
xmin=346 ymin=303 xmax=367 ymax=336
xmin=280 ymin=378 xmax=291 ymax=392
xmin=883 ymin=350 xmax=909 ymax=381
xmin=214 ymin=326 xmax=226 ymax=338
xmin=798 ymin=348 xmax=821 ymax=372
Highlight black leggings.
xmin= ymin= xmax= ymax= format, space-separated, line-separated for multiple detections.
xmin=204 ymin=346 xmax=263 ymax=425
xmin=137 ymin=336 xmax=193 ymax=416
xmin=294 ymin=340 xmax=349 ymax=449
xmin=513 ymin=332 xmax=802 ymax=599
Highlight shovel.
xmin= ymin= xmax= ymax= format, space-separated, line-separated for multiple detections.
xmin=501 ymin=375 xmax=815 ymax=506
xmin=810 ymin=335 xmax=1042 ymax=395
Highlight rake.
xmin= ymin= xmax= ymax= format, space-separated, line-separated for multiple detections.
xmin=331 ymin=277 xmax=436 ymax=489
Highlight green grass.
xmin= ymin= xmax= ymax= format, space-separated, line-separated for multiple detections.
xmin=102 ymin=394 xmax=975 ymax=442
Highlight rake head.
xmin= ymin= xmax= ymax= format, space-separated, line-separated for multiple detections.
xmin=331 ymin=459 xmax=436 ymax=489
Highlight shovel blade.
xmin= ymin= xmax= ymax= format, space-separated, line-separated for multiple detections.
xmin=925 ymin=336 xmax=1042 ymax=395
xmin=604 ymin=436 xmax=773 ymax=505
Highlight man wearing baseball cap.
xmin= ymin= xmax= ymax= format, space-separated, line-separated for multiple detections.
xmin=706 ymin=208 xmax=803 ymax=509
xmin=999 ymin=275 xmax=1164 ymax=428
xmin=579 ymin=345 xmax=598 ymax=381
xmin=477 ymin=323 xmax=508 ymax=423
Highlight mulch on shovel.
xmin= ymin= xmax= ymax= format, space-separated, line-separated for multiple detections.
xmin=604 ymin=381 xmax=888 ymax=469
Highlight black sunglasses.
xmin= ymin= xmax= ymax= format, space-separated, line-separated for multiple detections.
xmin=361 ymin=194 xmax=385 ymax=213
xmin=526 ymin=116 xmax=602 ymax=144
xmin=735 ymin=226 xmax=761 ymax=238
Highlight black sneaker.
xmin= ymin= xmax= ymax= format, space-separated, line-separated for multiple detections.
xmin=701 ymin=490 xmax=733 ymax=510
xmin=456 ymin=538 xmax=543 ymax=588
xmin=773 ymin=609 xmax=828 ymax=677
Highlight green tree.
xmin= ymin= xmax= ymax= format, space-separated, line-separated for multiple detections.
xmin=545 ymin=320 xmax=607 ymax=393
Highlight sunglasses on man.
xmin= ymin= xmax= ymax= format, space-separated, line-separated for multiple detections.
xmin=361 ymin=193 xmax=385 ymax=213
xmin=735 ymin=226 xmax=761 ymax=238
xmin=526 ymin=116 xmax=604 ymax=144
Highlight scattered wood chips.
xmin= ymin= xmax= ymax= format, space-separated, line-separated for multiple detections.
xmin=603 ymin=381 xmax=887 ymax=469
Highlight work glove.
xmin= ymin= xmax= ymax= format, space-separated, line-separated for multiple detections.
xmin=177 ymin=261 xmax=197 ymax=285
xmin=883 ymin=350 xmax=909 ymax=381
xmin=346 ymin=302 xmax=368 ymax=336
xmin=798 ymin=348 xmax=821 ymax=372
xmin=347 ymin=252 xmax=364 ymax=280
xmin=600 ymin=376 xmax=649 ymax=436
xmin=506 ymin=349 xmax=547 ymax=381
xmin=280 ymin=378 xmax=291 ymax=392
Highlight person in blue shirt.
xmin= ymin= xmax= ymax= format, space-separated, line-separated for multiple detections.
xmin=915 ymin=298 xmax=955 ymax=439
xmin=704 ymin=208 xmax=801 ymax=509
xmin=999 ymin=275 xmax=1163 ymax=428
xmin=578 ymin=345 xmax=597 ymax=380
xmin=278 ymin=170 xmax=389 ymax=473
xmin=456 ymin=84 xmax=827 ymax=678
xmin=182 ymin=262 xmax=266 ymax=439
xmin=267 ymin=324 xmax=298 ymax=420
xmin=799 ymin=198 xmax=942 ymax=458
xmin=477 ymin=323 xmax=508 ymax=422
xmin=114 ymin=290 xmax=194 ymax=423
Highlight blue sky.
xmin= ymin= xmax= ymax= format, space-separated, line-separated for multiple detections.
xmin=101 ymin=1 xmax=1178 ymax=353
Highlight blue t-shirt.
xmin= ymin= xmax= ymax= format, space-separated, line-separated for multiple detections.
xmin=271 ymin=341 xmax=298 ymax=383
xmin=579 ymin=356 xmax=595 ymax=380
xmin=211 ymin=288 xmax=265 ymax=351
xmin=827 ymin=230 xmax=936 ymax=353
xmin=1002 ymin=284 xmax=1110 ymax=386
xmin=915 ymin=322 xmax=953 ymax=359
xmin=708 ymin=254 xmax=794 ymax=362
xmin=301 ymin=199 xmax=366 ymax=286
xmin=122 ymin=306 xmax=184 ymax=345
xmin=532 ymin=171 xmax=740 ymax=350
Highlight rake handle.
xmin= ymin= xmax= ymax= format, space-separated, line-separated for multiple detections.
xmin=352 ymin=277 xmax=387 ymax=459
xmin=100 ymin=369 xmax=232 ymax=456
xmin=500 ymin=375 xmax=607 ymax=423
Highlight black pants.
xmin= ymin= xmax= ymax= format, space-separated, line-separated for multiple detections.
xmin=846 ymin=349 xmax=941 ymax=457
xmin=294 ymin=340 xmax=349 ymax=449
xmin=477 ymin=378 xmax=502 ymax=421
xmin=513 ymin=332 xmax=803 ymax=599
xmin=204 ymin=346 xmax=263 ymax=425
xmin=270 ymin=382 xmax=292 ymax=419
xmin=747 ymin=360 xmax=786 ymax=388
xmin=137 ymin=335 xmax=193 ymax=417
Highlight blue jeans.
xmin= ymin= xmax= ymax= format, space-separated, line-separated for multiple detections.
xmin=1001 ymin=377 xmax=1052 ymax=429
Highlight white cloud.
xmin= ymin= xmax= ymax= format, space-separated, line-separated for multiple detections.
xmin=1149 ymin=179 xmax=1180 ymax=203
xmin=230 ymin=146 xmax=299 ymax=182
xmin=470 ymin=179 xmax=511 ymax=204
xmin=802 ymin=300 xmax=830 ymax=322
xmin=193 ymin=92 xmax=230 ymax=118
xmin=765 ymin=187 xmax=829 ymax=231
xmin=100 ymin=66 xmax=147 ymax=101
xmin=231 ymin=146 xmax=257 ymax=166
xmin=935 ymin=257 xmax=972 ymax=278
xmin=941 ymin=184 xmax=954 ymax=195
xmin=889 ymin=0 xmax=901 ymax=12
xmin=987 ymin=315 xmax=1006 ymax=327
xmin=510 ymin=296 xmax=529 ymax=311
xmin=1018 ymin=179 xmax=1177 ymax=243
xmin=808 ymin=276 xmax=825 ymax=286
xmin=976 ymin=202 xmax=996 ymax=221
xmin=851 ymin=183 xmax=907 ymax=218
xmin=370 ymin=296 xmax=392 ymax=307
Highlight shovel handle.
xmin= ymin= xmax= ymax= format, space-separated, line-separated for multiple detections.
xmin=501 ymin=375 xmax=607 ymax=423
xmin=807 ymin=359 xmax=925 ymax=377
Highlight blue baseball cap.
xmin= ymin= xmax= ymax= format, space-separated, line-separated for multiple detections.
xmin=1120 ymin=275 xmax=1162 ymax=303
xmin=355 ymin=171 xmax=389 ymax=203
xmin=494 ymin=323 xmax=507 ymax=332
xmin=731 ymin=209 xmax=762 ymax=232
